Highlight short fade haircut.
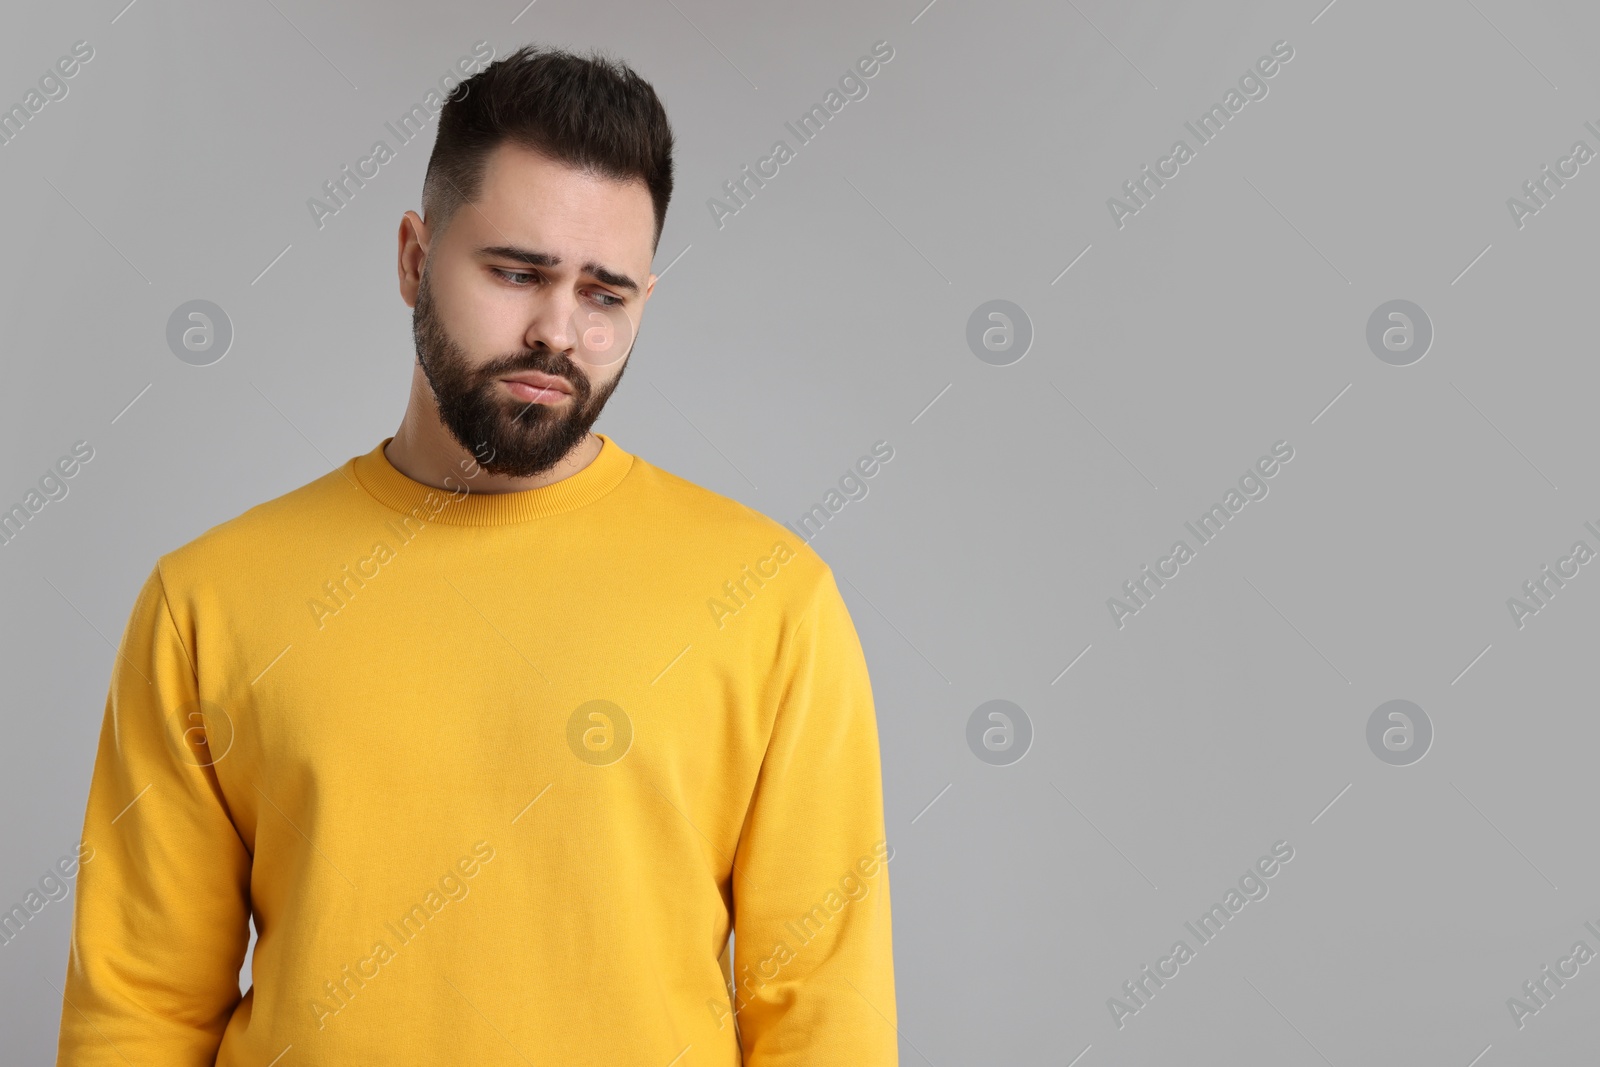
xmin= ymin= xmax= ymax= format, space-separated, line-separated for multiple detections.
xmin=420 ymin=43 xmax=675 ymax=254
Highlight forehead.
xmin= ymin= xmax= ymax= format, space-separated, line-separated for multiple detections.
xmin=456 ymin=141 xmax=656 ymax=269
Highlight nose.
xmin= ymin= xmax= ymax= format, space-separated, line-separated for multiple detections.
xmin=523 ymin=290 xmax=578 ymax=355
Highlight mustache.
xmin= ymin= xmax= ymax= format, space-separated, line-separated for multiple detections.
xmin=480 ymin=350 xmax=580 ymax=381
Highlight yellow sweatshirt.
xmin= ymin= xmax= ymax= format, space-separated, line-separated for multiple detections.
xmin=54 ymin=433 xmax=897 ymax=1066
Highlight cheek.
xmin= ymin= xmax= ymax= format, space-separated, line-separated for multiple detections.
xmin=459 ymin=297 xmax=524 ymax=354
xmin=576 ymin=303 xmax=636 ymax=363
xmin=574 ymin=310 xmax=638 ymax=373
xmin=433 ymin=268 xmax=519 ymax=352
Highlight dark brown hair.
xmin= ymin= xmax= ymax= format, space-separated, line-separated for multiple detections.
xmin=421 ymin=43 xmax=674 ymax=252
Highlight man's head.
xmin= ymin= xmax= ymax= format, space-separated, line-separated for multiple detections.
xmin=399 ymin=44 xmax=674 ymax=479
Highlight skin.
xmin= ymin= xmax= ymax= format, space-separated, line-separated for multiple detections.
xmin=388 ymin=141 xmax=658 ymax=492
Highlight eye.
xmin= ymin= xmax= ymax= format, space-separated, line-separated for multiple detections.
xmin=491 ymin=267 xmax=537 ymax=285
xmin=492 ymin=268 xmax=621 ymax=308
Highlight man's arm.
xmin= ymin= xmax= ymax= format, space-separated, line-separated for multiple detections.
xmin=731 ymin=563 xmax=898 ymax=1065
xmin=55 ymin=561 xmax=253 ymax=1066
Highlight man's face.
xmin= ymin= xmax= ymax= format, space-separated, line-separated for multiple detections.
xmin=408 ymin=142 xmax=657 ymax=478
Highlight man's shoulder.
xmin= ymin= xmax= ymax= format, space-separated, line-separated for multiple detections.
xmin=625 ymin=452 xmax=835 ymax=588
xmin=153 ymin=458 xmax=358 ymax=590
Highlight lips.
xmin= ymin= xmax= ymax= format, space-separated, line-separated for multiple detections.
xmin=499 ymin=371 xmax=571 ymax=395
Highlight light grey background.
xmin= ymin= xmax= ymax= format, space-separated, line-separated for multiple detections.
xmin=4 ymin=0 xmax=1598 ymax=1063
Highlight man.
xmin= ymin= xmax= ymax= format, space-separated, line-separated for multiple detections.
xmin=55 ymin=43 xmax=897 ymax=1066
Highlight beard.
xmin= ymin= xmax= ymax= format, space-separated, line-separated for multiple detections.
xmin=411 ymin=266 xmax=630 ymax=479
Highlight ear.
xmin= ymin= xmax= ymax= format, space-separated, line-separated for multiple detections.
xmin=398 ymin=210 xmax=431 ymax=307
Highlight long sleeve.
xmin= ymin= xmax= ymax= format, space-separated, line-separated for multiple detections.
xmin=55 ymin=561 xmax=253 ymax=1066
xmin=730 ymin=564 xmax=898 ymax=1065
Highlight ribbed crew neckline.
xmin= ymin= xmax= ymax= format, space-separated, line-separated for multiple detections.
xmin=349 ymin=433 xmax=634 ymax=526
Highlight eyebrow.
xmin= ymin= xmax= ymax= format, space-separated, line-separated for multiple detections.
xmin=475 ymin=244 xmax=640 ymax=294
